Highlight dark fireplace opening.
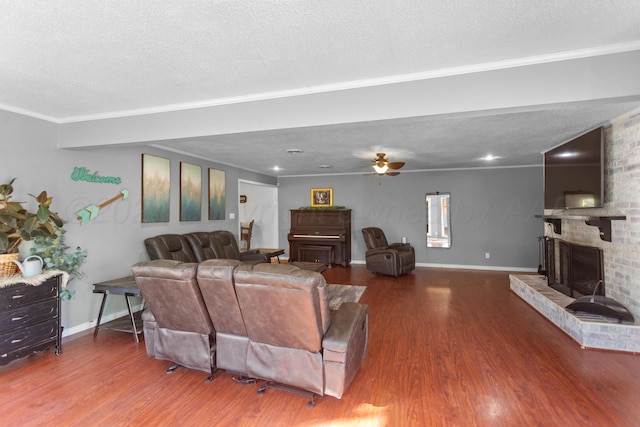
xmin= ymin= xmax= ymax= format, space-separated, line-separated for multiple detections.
xmin=545 ymin=238 xmax=604 ymax=298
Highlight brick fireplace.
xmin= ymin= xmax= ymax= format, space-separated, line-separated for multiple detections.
xmin=511 ymin=107 xmax=640 ymax=353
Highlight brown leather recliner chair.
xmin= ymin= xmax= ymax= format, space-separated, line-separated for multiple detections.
xmin=196 ymin=259 xmax=250 ymax=376
xmin=210 ymin=230 xmax=269 ymax=265
xmin=131 ymin=259 xmax=216 ymax=378
xmin=362 ymin=227 xmax=415 ymax=277
xmin=233 ymin=263 xmax=368 ymax=405
xmin=144 ymin=234 xmax=198 ymax=262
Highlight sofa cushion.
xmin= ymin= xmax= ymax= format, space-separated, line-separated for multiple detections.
xmin=233 ymin=263 xmax=331 ymax=351
xmin=144 ymin=234 xmax=197 ymax=263
xmin=185 ymin=232 xmax=218 ymax=262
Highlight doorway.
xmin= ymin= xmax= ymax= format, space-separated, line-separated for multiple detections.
xmin=238 ymin=180 xmax=279 ymax=250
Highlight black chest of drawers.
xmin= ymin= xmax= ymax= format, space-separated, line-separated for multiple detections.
xmin=0 ymin=274 xmax=62 ymax=366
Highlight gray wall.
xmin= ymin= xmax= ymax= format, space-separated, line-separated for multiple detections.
xmin=2 ymin=106 xmax=542 ymax=335
xmin=2 ymin=109 xmax=275 ymax=333
xmin=278 ymin=166 xmax=543 ymax=270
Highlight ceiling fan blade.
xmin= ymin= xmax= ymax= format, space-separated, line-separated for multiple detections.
xmin=385 ymin=171 xmax=400 ymax=176
xmin=387 ymin=161 xmax=405 ymax=170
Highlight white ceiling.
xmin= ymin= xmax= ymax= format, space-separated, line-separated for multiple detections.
xmin=3 ymin=1 xmax=640 ymax=176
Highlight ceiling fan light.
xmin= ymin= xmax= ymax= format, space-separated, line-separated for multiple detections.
xmin=373 ymin=163 xmax=389 ymax=174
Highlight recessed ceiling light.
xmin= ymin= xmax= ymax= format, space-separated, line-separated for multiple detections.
xmin=318 ymin=164 xmax=332 ymax=169
xmin=286 ymin=148 xmax=304 ymax=154
xmin=273 ymin=166 xmax=280 ymax=171
xmin=557 ymin=152 xmax=577 ymax=158
xmin=481 ymin=154 xmax=500 ymax=161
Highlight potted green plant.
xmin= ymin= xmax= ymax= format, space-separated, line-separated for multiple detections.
xmin=29 ymin=231 xmax=88 ymax=300
xmin=0 ymin=178 xmax=64 ymax=276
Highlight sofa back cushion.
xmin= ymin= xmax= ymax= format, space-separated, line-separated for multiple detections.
xmin=185 ymin=232 xmax=218 ymax=263
xmin=211 ymin=230 xmax=242 ymax=260
xmin=132 ymin=259 xmax=213 ymax=334
xmin=233 ymin=263 xmax=331 ymax=352
xmin=361 ymin=227 xmax=390 ymax=250
xmin=144 ymin=234 xmax=197 ymax=263
xmin=197 ymin=259 xmax=245 ymax=336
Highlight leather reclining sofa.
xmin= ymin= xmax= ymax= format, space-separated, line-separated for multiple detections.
xmin=131 ymin=259 xmax=369 ymax=403
xmin=144 ymin=230 xmax=269 ymax=264
xmin=137 ymin=230 xmax=267 ymax=374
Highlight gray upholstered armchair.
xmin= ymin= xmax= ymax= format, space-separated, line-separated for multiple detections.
xmin=361 ymin=227 xmax=415 ymax=277
xmin=131 ymin=259 xmax=216 ymax=379
xmin=232 ymin=263 xmax=368 ymax=406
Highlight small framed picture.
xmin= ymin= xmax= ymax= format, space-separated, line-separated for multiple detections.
xmin=310 ymin=188 xmax=333 ymax=207
xmin=240 ymin=195 xmax=247 ymax=203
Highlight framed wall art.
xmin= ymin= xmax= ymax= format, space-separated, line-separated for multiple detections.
xmin=180 ymin=162 xmax=202 ymax=221
xmin=208 ymin=168 xmax=226 ymax=220
xmin=310 ymin=187 xmax=333 ymax=207
xmin=141 ymin=154 xmax=170 ymax=223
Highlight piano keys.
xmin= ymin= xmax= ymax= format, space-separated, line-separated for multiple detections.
xmin=288 ymin=209 xmax=352 ymax=266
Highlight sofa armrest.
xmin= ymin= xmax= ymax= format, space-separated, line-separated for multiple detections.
xmin=241 ymin=249 xmax=259 ymax=255
xmin=365 ymin=247 xmax=390 ymax=256
xmin=323 ymin=302 xmax=368 ymax=355
xmin=389 ymin=242 xmax=411 ymax=249
xmin=322 ymin=302 xmax=369 ymax=398
xmin=239 ymin=252 xmax=270 ymax=263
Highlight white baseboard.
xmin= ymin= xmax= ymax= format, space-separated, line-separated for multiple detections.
xmin=62 ymin=303 xmax=144 ymax=338
xmin=414 ymin=262 xmax=537 ymax=272
xmin=351 ymin=259 xmax=537 ymax=272
xmin=285 ymin=257 xmax=536 ymax=272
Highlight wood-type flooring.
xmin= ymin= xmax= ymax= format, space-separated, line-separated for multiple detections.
xmin=1 ymin=266 xmax=639 ymax=426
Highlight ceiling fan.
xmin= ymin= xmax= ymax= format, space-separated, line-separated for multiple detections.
xmin=372 ymin=153 xmax=405 ymax=176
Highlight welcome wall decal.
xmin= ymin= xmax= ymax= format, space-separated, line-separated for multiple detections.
xmin=71 ymin=167 xmax=121 ymax=184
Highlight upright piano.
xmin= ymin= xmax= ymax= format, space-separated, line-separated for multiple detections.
xmin=288 ymin=209 xmax=351 ymax=266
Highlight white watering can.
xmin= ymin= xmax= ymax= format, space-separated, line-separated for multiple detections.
xmin=13 ymin=255 xmax=44 ymax=278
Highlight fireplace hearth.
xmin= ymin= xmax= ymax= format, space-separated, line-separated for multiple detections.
xmin=510 ymin=275 xmax=639 ymax=352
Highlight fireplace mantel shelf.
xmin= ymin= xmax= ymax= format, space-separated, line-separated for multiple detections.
xmin=535 ymin=214 xmax=626 ymax=242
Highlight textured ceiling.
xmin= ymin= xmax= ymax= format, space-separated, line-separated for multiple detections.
xmin=2 ymin=1 xmax=640 ymax=175
xmin=152 ymin=102 xmax=640 ymax=175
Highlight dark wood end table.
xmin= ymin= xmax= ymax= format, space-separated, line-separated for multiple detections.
xmin=256 ymin=248 xmax=285 ymax=263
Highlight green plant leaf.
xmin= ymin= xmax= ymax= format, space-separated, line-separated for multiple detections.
xmin=0 ymin=233 xmax=8 ymax=252
xmin=21 ymin=215 xmax=39 ymax=234
xmin=36 ymin=204 xmax=50 ymax=223
xmin=0 ymin=214 xmax=17 ymax=231
xmin=1 ymin=179 xmax=67 ymax=255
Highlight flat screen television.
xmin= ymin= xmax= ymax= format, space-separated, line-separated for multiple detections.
xmin=543 ymin=126 xmax=604 ymax=210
